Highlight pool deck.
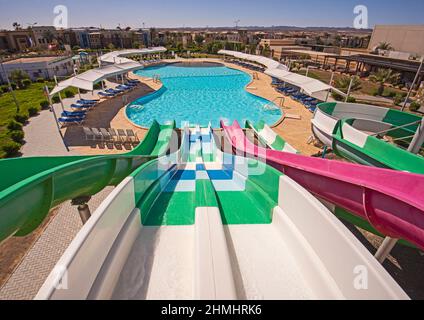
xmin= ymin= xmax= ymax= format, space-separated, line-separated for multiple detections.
xmin=2 ymin=59 xmax=423 ymax=300
xmin=64 ymin=58 xmax=320 ymax=156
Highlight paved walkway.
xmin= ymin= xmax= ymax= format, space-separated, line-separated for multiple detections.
xmin=0 ymin=187 xmax=113 ymax=300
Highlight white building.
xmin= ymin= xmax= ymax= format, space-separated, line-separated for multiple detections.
xmin=0 ymin=56 xmax=73 ymax=83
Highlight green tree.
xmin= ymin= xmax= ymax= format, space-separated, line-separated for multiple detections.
xmin=194 ymin=35 xmax=205 ymax=46
xmin=334 ymin=76 xmax=362 ymax=93
xmin=262 ymin=44 xmax=271 ymax=57
xmin=369 ymin=69 xmax=400 ymax=96
xmin=10 ymin=70 xmax=30 ymax=89
xmin=12 ymin=22 xmax=21 ymax=30
xmin=376 ymin=42 xmax=394 ymax=51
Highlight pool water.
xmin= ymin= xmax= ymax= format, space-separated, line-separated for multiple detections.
xmin=127 ymin=63 xmax=282 ymax=128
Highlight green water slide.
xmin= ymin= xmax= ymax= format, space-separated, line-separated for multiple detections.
xmin=128 ymin=126 xmax=281 ymax=228
xmin=312 ymin=102 xmax=424 ymax=174
xmin=332 ymin=119 xmax=424 ymax=174
xmin=0 ymin=120 xmax=176 ymax=242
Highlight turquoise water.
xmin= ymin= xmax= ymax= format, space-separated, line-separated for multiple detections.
xmin=127 ymin=63 xmax=282 ymax=128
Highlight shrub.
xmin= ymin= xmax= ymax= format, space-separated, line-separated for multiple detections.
xmin=1 ymin=85 xmax=9 ymax=93
xmin=7 ymin=120 xmax=23 ymax=131
xmin=10 ymin=82 xmax=17 ymax=90
xmin=409 ymin=101 xmax=421 ymax=112
xmin=93 ymin=83 xmax=102 ymax=90
xmin=346 ymin=96 xmax=356 ymax=103
xmin=331 ymin=92 xmax=344 ymax=101
xmin=2 ymin=141 xmax=21 ymax=157
xmin=370 ymin=88 xmax=379 ymax=96
xmin=382 ymin=89 xmax=397 ymax=98
xmin=14 ymin=113 xmax=29 ymax=124
xmin=9 ymin=130 xmax=24 ymax=143
xmin=52 ymin=95 xmax=61 ymax=104
xmin=28 ymin=106 xmax=39 ymax=116
xmin=22 ymin=79 xmax=32 ymax=88
xmin=36 ymin=77 xmax=46 ymax=83
xmin=393 ymin=94 xmax=404 ymax=106
xmin=40 ymin=100 xmax=50 ymax=109
xmin=64 ymin=90 xmax=75 ymax=98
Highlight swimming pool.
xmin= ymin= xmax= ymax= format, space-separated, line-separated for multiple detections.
xmin=126 ymin=62 xmax=282 ymax=128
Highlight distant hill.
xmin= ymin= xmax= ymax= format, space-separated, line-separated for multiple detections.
xmin=157 ymin=26 xmax=373 ymax=33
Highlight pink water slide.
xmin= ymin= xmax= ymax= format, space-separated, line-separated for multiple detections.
xmin=221 ymin=120 xmax=424 ymax=250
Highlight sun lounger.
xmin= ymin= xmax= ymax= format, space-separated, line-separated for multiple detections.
xmin=58 ymin=117 xmax=85 ymax=126
xmin=80 ymin=98 xmax=99 ymax=103
xmin=116 ymin=84 xmax=132 ymax=91
xmin=108 ymin=128 xmax=120 ymax=142
xmin=70 ymin=103 xmax=92 ymax=110
xmin=83 ymin=127 xmax=96 ymax=141
xmin=126 ymin=129 xmax=139 ymax=142
xmin=117 ymin=129 xmax=129 ymax=142
xmin=98 ymin=91 xmax=115 ymax=98
xmin=77 ymin=100 xmax=97 ymax=106
xmin=100 ymin=128 xmax=113 ymax=141
xmin=105 ymin=88 xmax=124 ymax=95
xmin=62 ymin=111 xmax=87 ymax=118
xmin=91 ymin=128 xmax=104 ymax=141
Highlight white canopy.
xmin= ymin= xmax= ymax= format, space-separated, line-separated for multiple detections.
xmin=49 ymin=61 xmax=142 ymax=96
xmin=265 ymin=68 xmax=332 ymax=95
xmin=219 ymin=50 xmax=287 ymax=71
xmin=100 ymin=47 xmax=167 ymax=64
xmin=219 ymin=50 xmax=334 ymax=95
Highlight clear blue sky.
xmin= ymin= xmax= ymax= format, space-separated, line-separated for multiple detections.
xmin=0 ymin=0 xmax=423 ymax=29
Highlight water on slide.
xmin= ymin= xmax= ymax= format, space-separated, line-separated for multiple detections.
xmin=112 ymin=127 xmax=314 ymax=299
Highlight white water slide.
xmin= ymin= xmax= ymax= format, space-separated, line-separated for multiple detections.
xmin=36 ymin=128 xmax=408 ymax=300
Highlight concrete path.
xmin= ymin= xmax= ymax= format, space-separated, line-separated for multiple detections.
xmin=21 ymin=90 xmax=103 ymax=157
xmin=0 ymin=90 xmax=112 ymax=300
xmin=0 ymin=187 xmax=113 ymax=300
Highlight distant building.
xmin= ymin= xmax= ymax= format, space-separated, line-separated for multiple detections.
xmin=369 ymin=25 xmax=424 ymax=57
xmin=259 ymin=38 xmax=297 ymax=47
xmin=31 ymin=26 xmax=57 ymax=48
xmin=88 ymin=32 xmax=103 ymax=49
xmin=0 ymin=29 xmax=35 ymax=51
xmin=0 ymin=56 xmax=73 ymax=82
xmin=72 ymin=29 xmax=91 ymax=48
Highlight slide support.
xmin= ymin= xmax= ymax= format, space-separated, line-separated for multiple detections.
xmin=408 ymin=117 xmax=424 ymax=154
xmin=72 ymin=196 xmax=92 ymax=225
xmin=374 ymin=237 xmax=398 ymax=264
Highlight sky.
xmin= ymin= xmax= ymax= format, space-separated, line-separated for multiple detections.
xmin=0 ymin=0 xmax=423 ymax=30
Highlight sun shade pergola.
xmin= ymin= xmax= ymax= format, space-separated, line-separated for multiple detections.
xmin=265 ymin=68 xmax=332 ymax=96
xmin=100 ymin=47 xmax=167 ymax=64
xmin=219 ymin=49 xmax=286 ymax=70
xmin=219 ymin=50 xmax=335 ymax=96
xmin=49 ymin=61 xmax=142 ymax=96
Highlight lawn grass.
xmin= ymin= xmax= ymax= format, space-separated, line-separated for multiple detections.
xmin=0 ymin=81 xmax=77 ymax=158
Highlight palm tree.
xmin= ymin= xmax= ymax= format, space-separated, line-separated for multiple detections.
xmin=369 ymin=69 xmax=400 ymax=96
xmin=376 ymin=42 xmax=394 ymax=51
xmin=12 ymin=22 xmax=21 ymax=30
xmin=334 ymin=76 xmax=362 ymax=93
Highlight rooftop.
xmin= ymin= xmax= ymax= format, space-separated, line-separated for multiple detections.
xmin=4 ymin=56 xmax=70 ymax=64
